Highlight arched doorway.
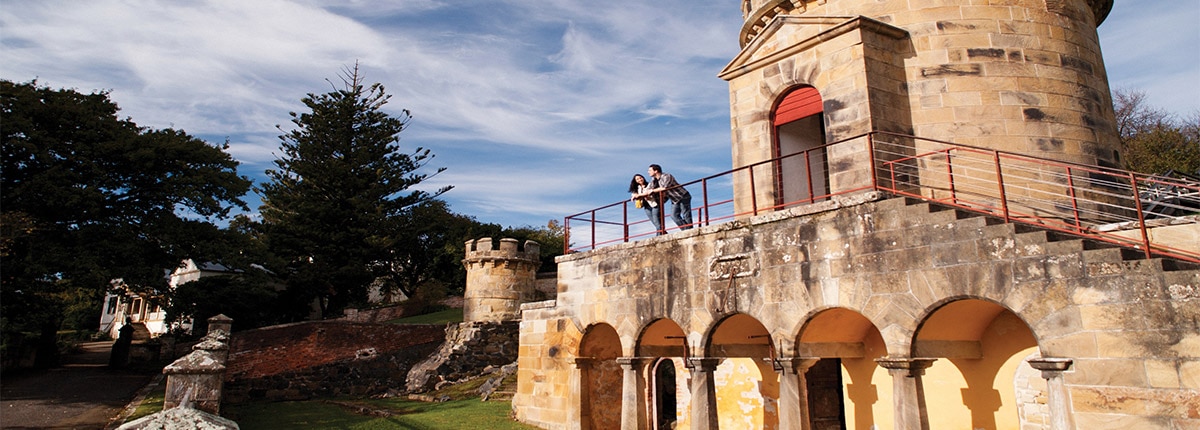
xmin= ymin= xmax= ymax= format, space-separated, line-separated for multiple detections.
xmin=772 ymin=86 xmax=828 ymax=207
xmin=914 ymin=299 xmax=1039 ymax=430
xmin=798 ymin=308 xmax=887 ymax=430
xmin=637 ymin=319 xmax=688 ymax=430
xmin=653 ymin=358 xmax=678 ymax=430
xmin=708 ymin=313 xmax=778 ymax=429
xmin=579 ymin=323 xmax=623 ymax=430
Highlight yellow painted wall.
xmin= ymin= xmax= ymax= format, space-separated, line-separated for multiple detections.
xmin=712 ymin=357 xmax=780 ymax=429
xmin=921 ymin=310 xmax=1039 ymax=430
xmin=924 ymin=358 xmax=974 ymax=428
xmin=842 ymin=329 xmax=894 ymax=430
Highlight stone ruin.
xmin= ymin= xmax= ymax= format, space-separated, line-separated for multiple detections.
xmin=404 ymin=237 xmax=539 ymax=393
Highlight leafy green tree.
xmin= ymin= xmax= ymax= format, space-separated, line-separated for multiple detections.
xmin=1 ymin=79 xmax=250 ymax=367
xmin=1113 ymin=89 xmax=1200 ymax=175
xmin=503 ymin=220 xmax=566 ymax=273
xmin=164 ymin=271 xmax=280 ymax=334
xmin=382 ymin=199 xmax=497 ymax=298
xmin=258 ymin=66 xmax=450 ymax=318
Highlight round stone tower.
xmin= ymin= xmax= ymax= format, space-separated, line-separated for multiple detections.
xmin=462 ymin=237 xmax=541 ymax=322
xmin=721 ymin=0 xmax=1122 ymax=215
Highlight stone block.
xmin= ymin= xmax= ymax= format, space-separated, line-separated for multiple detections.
xmin=1144 ymin=360 xmax=1182 ymax=389
xmin=1073 ymin=412 xmax=1169 ymax=430
xmin=1066 ymin=358 xmax=1149 ymax=387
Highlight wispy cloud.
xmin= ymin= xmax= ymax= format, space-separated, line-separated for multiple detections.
xmin=3 ymin=0 xmax=1193 ymax=228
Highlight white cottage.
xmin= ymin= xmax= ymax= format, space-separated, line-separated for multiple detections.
xmin=99 ymin=259 xmax=237 ymax=340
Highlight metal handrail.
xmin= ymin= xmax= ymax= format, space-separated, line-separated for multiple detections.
xmin=563 ymin=131 xmax=1200 ymax=264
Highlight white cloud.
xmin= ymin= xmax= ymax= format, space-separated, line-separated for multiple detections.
xmin=5 ymin=0 xmax=1191 ymax=229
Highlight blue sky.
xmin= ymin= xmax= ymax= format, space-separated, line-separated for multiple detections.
xmin=2 ymin=1 xmax=1197 ymax=229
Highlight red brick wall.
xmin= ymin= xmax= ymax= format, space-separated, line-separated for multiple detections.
xmin=225 ymin=321 xmax=446 ymax=381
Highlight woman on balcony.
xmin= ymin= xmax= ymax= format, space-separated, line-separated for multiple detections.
xmin=630 ymin=174 xmax=663 ymax=236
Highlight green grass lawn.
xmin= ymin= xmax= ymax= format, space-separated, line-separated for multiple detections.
xmin=224 ymin=397 xmax=536 ymax=430
xmin=128 ymin=387 xmax=166 ymax=422
xmin=386 ymin=308 xmax=463 ymax=325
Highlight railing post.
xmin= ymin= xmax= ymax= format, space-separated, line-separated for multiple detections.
xmin=947 ymin=149 xmax=957 ymax=204
xmin=563 ymin=217 xmax=570 ymax=254
xmin=1066 ymin=167 xmax=1082 ymax=230
xmin=867 ymin=133 xmax=879 ymax=191
xmin=994 ymin=150 xmax=1010 ymax=223
xmin=749 ymin=167 xmax=758 ymax=216
xmin=701 ymin=179 xmax=710 ymax=226
xmin=1128 ymin=172 xmax=1153 ymax=260
xmin=623 ymin=202 xmax=630 ymax=243
xmin=590 ymin=210 xmax=597 ymax=252
xmin=805 ymin=150 xmax=815 ymax=204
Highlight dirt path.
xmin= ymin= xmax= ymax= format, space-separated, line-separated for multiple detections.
xmin=1 ymin=341 xmax=156 ymax=429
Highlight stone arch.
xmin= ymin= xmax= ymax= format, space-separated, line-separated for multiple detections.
xmin=637 ymin=318 xmax=688 ymax=358
xmin=796 ymin=307 xmax=887 ymax=430
xmin=635 ymin=318 xmax=689 ymax=430
xmin=578 ymin=323 xmax=623 ymax=430
xmin=705 ymin=313 xmax=779 ymax=429
xmin=913 ymin=298 xmax=1040 ymax=430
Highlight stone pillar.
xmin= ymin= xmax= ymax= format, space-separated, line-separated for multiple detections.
xmin=162 ymin=320 xmax=232 ymax=415
xmin=570 ymin=357 xmax=594 ymax=430
xmin=192 ymin=333 xmax=229 ymax=363
xmin=616 ymin=357 xmax=650 ymax=430
xmin=1028 ymin=357 xmax=1075 ymax=430
xmin=207 ymin=314 xmax=232 ymax=335
xmin=687 ymin=357 xmax=722 ymax=430
xmin=777 ymin=357 xmax=820 ymax=430
xmin=876 ymin=357 xmax=936 ymax=430
xmin=162 ymin=349 xmax=226 ymax=414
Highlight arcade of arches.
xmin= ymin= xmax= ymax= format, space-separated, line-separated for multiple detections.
xmin=514 ymin=195 xmax=1198 ymax=429
xmin=570 ymin=299 xmax=1040 ymax=430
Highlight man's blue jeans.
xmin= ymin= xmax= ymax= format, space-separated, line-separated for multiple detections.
xmin=671 ymin=195 xmax=693 ymax=229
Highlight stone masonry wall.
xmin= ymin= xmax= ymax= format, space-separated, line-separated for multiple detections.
xmin=463 ymin=238 xmax=541 ymax=322
xmin=513 ymin=194 xmax=1200 ymax=429
xmin=721 ymin=0 xmax=1123 ymax=220
xmin=223 ymin=321 xmax=444 ymax=402
xmin=405 ymin=321 xmax=519 ymax=393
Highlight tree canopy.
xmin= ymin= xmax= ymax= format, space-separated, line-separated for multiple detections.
xmin=257 ymin=66 xmax=451 ymax=318
xmin=1113 ymin=88 xmax=1200 ymax=176
xmin=1 ymin=79 xmax=250 ymax=365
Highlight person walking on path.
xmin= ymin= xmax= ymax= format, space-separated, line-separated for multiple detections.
xmin=629 ymin=174 xmax=664 ymax=236
xmin=647 ymin=164 xmax=693 ymax=230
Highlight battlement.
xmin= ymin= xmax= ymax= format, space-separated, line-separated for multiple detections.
xmin=463 ymin=237 xmax=540 ymax=264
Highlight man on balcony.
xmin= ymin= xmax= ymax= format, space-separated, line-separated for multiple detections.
xmin=647 ymin=164 xmax=693 ymax=230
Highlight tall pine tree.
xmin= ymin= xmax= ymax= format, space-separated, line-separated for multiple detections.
xmin=259 ymin=65 xmax=449 ymax=318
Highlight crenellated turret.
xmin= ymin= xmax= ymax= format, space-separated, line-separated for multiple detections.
xmin=461 ymin=237 xmax=541 ymax=322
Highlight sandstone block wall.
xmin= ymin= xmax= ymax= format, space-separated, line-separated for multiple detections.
xmin=463 ymin=238 xmax=541 ymax=322
xmin=513 ymin=195 xmax=1200 ymax=429
xmin=404 ymin=321 xmax=519 ymax=393
xmin=721 ymin=0 xmax=1122 ymax=219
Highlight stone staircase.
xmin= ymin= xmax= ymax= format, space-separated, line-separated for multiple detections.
xmin=900 ymin=196 xmax=1200 ymax=275
xmin=128 ymin=323 xmax=152 ymax=342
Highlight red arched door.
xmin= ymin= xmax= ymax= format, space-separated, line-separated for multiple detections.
xmin=772 ymin=86 xmax=828 ymax=206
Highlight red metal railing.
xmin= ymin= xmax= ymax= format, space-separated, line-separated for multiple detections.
xmin=563 ymin=131 xmax=1200 ymax=264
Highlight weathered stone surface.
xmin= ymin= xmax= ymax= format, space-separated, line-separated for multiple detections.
xmin=116 ymin=406 xmax=238 ymax=430
xmin=516 ymin=196 xmax=1200 ymax=429
xmin=405 ymin=321 xmax=519 ymax=393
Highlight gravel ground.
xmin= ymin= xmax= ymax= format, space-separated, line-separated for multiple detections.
xmin=1 ymin=341 xmax=157 ymax=430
